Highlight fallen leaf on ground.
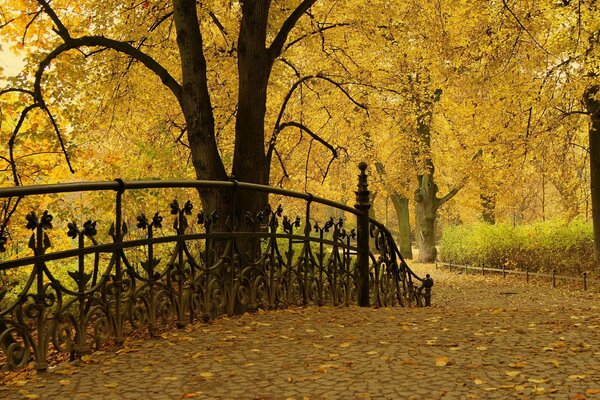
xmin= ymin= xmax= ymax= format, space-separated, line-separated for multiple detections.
xmin=435 ymin=357 xmax=449 ymax=367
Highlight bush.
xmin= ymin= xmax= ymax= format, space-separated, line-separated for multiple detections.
xmin=439 ymin=219 xmax=596 ymax=276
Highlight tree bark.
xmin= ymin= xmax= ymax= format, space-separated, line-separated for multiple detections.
xmin=414 ymin=174 xmax=438 ymax=262
xmin=480 ymin=193 xmax=496 ymax=224
xmin=584 ymin=85 xmax=600 ymax=262
xmin=232 ymin=0 xmax=271 ymax=218
xmin=390 ymin=193 xmax=413 ymax=259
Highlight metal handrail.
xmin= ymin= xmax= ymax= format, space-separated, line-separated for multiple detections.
xmin=0 ymin=167 xmax=432 ymax=372
xmin=436 ymin=261 xmax=597 ymax=288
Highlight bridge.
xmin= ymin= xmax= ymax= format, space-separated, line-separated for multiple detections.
xmin=0 ymin=163 xmax=432 ymax=371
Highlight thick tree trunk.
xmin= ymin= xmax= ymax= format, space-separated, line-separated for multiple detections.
xmin=414 ymin=174 xmax=438 ymax=263
xmin=232 ymin=1 xmax=271 ymax=216
xmin=390 ymin=193 xmax=413 ymax=259
xmin=173 ymin=0 xmax=229 ymax=217
xmin=584 ymin=85 xmax=600 ymax=262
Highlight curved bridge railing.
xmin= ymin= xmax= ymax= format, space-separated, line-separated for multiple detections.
xmin=0 ymin=163 xmax=432 ymax=371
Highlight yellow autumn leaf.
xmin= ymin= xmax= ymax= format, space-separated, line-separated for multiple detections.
xmin=532 ymin=387 xmax=546 ymax=395
xmin=104 ymin=382 xmax=119 ymax=388
xmin=339 ymin=342 xmax=351 ymax=348
xmin=199 ymin=372 xmax=214 ymax=379
xmin=509 ymin=361 xmax=527 ymax=368
xmin=318 ymin=363 xmax=340 ymax=373
xmin=474 ymin=379 xmax=484 ymax=385
xmin=476 ymin=346 xmax=488 ymax=351
xmin=568 ymin=374 xmax=587 ymax=380
xmin=528 ymin=378 xmax=548 ymax=384
xmin=435 ymin=356 xmax=449 ymax=367
xmin=505 ymin=371 xmax=521 ymax=378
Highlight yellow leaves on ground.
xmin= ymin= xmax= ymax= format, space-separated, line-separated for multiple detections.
xmin=339 ymin=342 xmax=351 ymax=348
xmin=504 ymin=371 xmax=521 ymax=378
xmin=103 ymin=382 xmax=119 ymax=388
xmin=567 ymin=374 xmax=587 ymax=381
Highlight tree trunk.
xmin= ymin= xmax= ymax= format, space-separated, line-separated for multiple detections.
xmin=415 ymin=174 xmax=438 ymax=263
xmin=480 ymin=193 xmax=496 ymax=224
xmin=232 ymin=0 xmax=271 ymax=215
xmin=391 ymin=193 xmax=413 ymax=259
xmin=584 ymin=85 xmax=600 ymax=262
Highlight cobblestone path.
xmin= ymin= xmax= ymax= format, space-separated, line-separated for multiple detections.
xmin=1 ymin=264 xmax=600 ymax=399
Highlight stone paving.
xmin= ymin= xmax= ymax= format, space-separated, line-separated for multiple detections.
xmin=1 ymin=264 xmax=600 ymax=399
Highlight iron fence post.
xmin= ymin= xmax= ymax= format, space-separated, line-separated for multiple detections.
xmin=583 ymin=272 xmax=588 ymax=290
xmin=113 ymin=180 xmax=125 ymax=346
xmin=552 ymin=269 xmax=556 ymax=288
xmin=355 ymin=162 xmax=370 ymax=307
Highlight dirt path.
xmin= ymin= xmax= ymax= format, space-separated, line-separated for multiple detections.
xmin=1 ymin=263 xmax=599 ymax=399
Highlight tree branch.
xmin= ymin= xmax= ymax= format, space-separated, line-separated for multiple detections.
xmin=269 ymin=0 xmax=318 ymax=60
xmin=36 ymin=0 xmax=70 ymax=40
xmin=267 ymin=73 xmax=367 ymax=163
xmin=208 ymin=10 xmax=229 ymax=46
xmin=276 ymin=121 xmax=338 ymax=159
xmin=33 ymin=36 xmax=182 ymax=104
xmin=284 ymin=22 xmax=349 ymax=51
xmin=435 ymin=178 xmax=467 ymax=208
xmin=502 ymin=0 xmax=553 ymax=56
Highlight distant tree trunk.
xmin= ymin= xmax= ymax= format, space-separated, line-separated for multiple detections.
xmin=584 ymin=85 xmax=600 ymax=262
xmin=415 ymin=174 xmax=438 ymax=262
xmin=413 ymin=108 xmax=464 ymax=263
xmin=391 ymin=193 xmax=413 ymax=259
xmin=480 ymin=193 xmax=496 ymax=224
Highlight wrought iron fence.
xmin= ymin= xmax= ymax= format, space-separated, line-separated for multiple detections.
xmin=0 ymin=163 xmax=432 ymax=371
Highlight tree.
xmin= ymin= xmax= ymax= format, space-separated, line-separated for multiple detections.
xmin=0 ymin=0 xmax=362 ymax=231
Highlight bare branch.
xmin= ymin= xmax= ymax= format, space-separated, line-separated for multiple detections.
xmin=22 ymin=9 xmax=43 ymax=44
xmin=42 ymin=105 xmax=74 ymax=173
xmin=36 ymin=0 xmax=70 ymax=40
xmin=149 ymin=11 xmax=174 ymax=32
xmin=502 ymin=0 xmax=553 ymax=56
xmin=33 ymin=37 xmax=182 ymax=104
xmin=277 ymin=121 xmax=338 ymax=159
xmin=0 ymin=88 xmax=35 ymax=97
xmin=208 ymin=11 xmax=229 ymax=46
xmin=284 ymin=22 xmax=349 ymax=51
xmin=267 ymin=73 xmax=367 ymax=163
xmin=436 ymin=177 xmax=467 ymax=208
xmin=269 ymin=0 xmax=318 ymax=60
xmin=0 ymin=17 xmax=15 ymax=29
xmin=9 ymin=103 xmax=40 ymax=186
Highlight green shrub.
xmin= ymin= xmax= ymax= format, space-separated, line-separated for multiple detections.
xmin=439 ymin=219 xmax=596 ymax=276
